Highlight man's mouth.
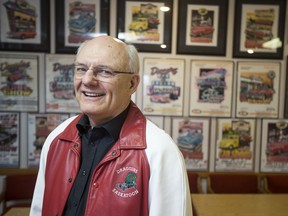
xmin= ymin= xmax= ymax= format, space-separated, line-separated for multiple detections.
xmin=84 ymin=92 xmax=105 ymax=97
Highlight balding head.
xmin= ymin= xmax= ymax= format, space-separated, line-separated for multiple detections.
xmin=77 ymin=36 xmax=139 ymax=74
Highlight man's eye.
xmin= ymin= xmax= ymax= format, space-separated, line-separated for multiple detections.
xmin=76 ymin=67 xmax=87 ymax=72
xmin=98 ymin=70 xmax=114 ymax=76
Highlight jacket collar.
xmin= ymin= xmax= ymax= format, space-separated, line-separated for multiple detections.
xmin=58 ymin=101 xmax=147 ymax=150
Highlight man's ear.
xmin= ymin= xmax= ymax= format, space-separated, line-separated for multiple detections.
xmin=130 ymin=75 xmax=140 ymax=93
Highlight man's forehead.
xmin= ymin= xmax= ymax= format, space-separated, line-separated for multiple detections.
xmin=88 ymin=36 xmax=125 ymax=47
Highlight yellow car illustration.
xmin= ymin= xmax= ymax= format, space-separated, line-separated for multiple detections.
xmin=219 ymin=135 xmax=240 ymax=150
xmin=129 ymin=18 xmax=148 ymax=32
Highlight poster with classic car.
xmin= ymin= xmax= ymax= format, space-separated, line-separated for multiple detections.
xmin=45 ymin=54 xmax=80 ymax=113
xmin=172 ymin=117 xmax=210 ymax=171
xmin=236 ymin=62 xmax=280 ymax=118
xmin=177 ymin=0 xmax=228 ymax=55
xmin=260 ymin=119 xmax=288 ymax=173
xmin=0 ymin=112 xmax=20 ymax=168
xmin=27 ymin=113 xmax=69 ymax=167
xmin=233 ymin=0 xmax=286 ymax=59
xmin=189 ymin=60 xmax=234 ymax=117
xmin=117 ymin=0 xmax=173 ymax=53
xmin=0 ymin=0 xmax=50 ymax=52
xmin=142 ymin=58 xmax=184 ymax=116
xmin=56 ymin=0 xmax=110 ymax=53
xmin=215 ymin=118 xmax=256 ymax=172
xmin=0 ymin=53 xmax=38 ymax=112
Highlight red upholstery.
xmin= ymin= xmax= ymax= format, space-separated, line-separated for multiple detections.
xmin=207 ymin=173 xmax=260 ymax=193
xmin=264 ymin=175 xmax=288 ymax=193
xmin=1 ymin=173 xmax=37 ymax=214
xmin=187 ymin=171 xmax=200 ymax=193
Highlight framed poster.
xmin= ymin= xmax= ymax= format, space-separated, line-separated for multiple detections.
xmin=177 ymin=0 xmax=228 ymax=55
xmin=260 ymin=119 xmax=288 ymax=173
xmin=236 ymin=62 xmax=280 ymax=118
xmin=142 ymin=58 xmax=185 ymax=116
xmin=55 ymin=0 xmax=110 ymax=54
xmin=233 ymin=0 xmax=286 ymax=59
xmin=45 ymin=54 xmax=80 ymax=113
xmin=215 ymin=118 xmax=256 ymax=172
xmin=27 ymin=113 xmax=70 ymax=167
xmin=0 ymin=54 xmax=39 ymax=112
xmin=0 ymin=112 xmax=20 ymax=168
xmin=189 ymin=60 xmax=234 ymax=117
xmin=117 ymin=0 xmax=173 ymax=53
xmin=172 ymin=117 xmax=210 ymax=171
xmin=0 ymin=0 xmax=50 ymax=52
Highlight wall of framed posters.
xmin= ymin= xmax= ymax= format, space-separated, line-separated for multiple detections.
xmin=0 ymin=0 xmax=288 ymax=174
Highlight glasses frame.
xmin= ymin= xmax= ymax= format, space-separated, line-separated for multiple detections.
xmin=74 ymin=64 xmax=135 ymax=79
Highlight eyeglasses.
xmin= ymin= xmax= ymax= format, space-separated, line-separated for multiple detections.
xmin=74 ymin=64 xmax=134 ymax=79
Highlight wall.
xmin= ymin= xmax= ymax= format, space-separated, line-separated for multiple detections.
xmin=0 ymin=0 xmax=287 ymax=172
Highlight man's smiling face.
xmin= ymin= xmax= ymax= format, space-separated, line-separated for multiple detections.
xmin=74 ymin=36 xmax=139 ymax=126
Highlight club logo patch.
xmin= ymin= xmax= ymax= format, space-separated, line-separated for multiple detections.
xmin=112 ymin=166 xmax=139 ymax=198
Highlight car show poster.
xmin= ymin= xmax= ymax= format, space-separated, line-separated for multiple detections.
xmin=142 ymin=58 xmax=184 ymax=116
xmin=236 ymin=62 xmax=280 ymax=118
xmin=0 ymin=54 xmax=38 ymax=112
xmin=27 ymin=113 xmax=69 ymax=167
xmin=0 ymin=0 xmax=41 ymax=44
xmin=65 ymin=0 xmax=101 ymax=46
xmin=124 ymin=1 xmax=165 ymax=44
xmin=189 ymin=61 xmax=233 ymax=117
xmin=215 ymin=118 xmax=256 ymax=172
xmin=240 ymin=4 xmax=279 ymax=53
xmin=172 ymin=117 xmax=209 ymax=171
xmin=186 ymin=4 xmax=219 ymax=46
xmin=45 ymin=54 xmax=80 ymax=113
xmin=260 ymin=119 xmax=288 ymax=173
xmin=0 ymin=112 xmax=20 ymax=168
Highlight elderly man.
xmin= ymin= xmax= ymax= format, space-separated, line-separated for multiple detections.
xmin=30 ymin=36 xmax=192 ymax=216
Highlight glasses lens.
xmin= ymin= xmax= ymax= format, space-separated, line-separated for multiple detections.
xmin=95 ymin=68 xmax=115 ymax=78
xmin=74 ymin=65 xmax=87 ymax=78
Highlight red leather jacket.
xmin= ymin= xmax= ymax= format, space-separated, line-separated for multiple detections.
xmin=42 ymin=104 xmax=149 ymax=216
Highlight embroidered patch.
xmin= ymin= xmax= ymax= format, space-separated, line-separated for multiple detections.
xmin=112 ymin=167 xmax=139 ymax=198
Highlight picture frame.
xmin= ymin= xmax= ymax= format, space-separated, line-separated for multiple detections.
xmin=260 ymin=119 xmax=288 ymax=173
xmin=177 ymin=0 xmax=228 ymax=56
xmin=0 ymin=112 xmax=20 ymax=168
xmin=45 ymin=54 xmax=80 ymax=113
xmin=0 ymin=53 xmax=39 ymax=112
xmin=117 ymin=0 xmax=173 ymax=53
xmin=55 ymin=0 xmax=110 ymax=54
xmin=233 ymin=0 xmax=286 ymax=59
xmin=235 ymin=61 xmax=280 ymax=118
xmin=0 ymin=0 xmax=50 ymax=52
xmin=142 ymin=58 xmax=185 ymax=116
xmin=172 ymin=117 xmax=210 ymax=171
xmin=189 ymin=60 xmax=234 ymax=117
xmin=215 ymin=118 xmax=256 ymax=172
xmin=27 ymin=113 xmax=70 ymax=167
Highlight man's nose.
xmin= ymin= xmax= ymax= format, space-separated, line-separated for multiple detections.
xmin=82 ymin=69 xmax=98 ymax=83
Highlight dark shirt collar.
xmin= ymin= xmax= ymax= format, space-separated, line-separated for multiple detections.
xmin=76 ymin=104 xmax=130 ymax=141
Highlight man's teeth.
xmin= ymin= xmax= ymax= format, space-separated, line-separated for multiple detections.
xmin=84 ymin=92 xmax=102 ymax=97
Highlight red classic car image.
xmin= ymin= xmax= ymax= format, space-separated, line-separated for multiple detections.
xmin=190 ymin=26 xmax=214 ymax=37
xmin=266 ymin=142 xmax=288 ymax=156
